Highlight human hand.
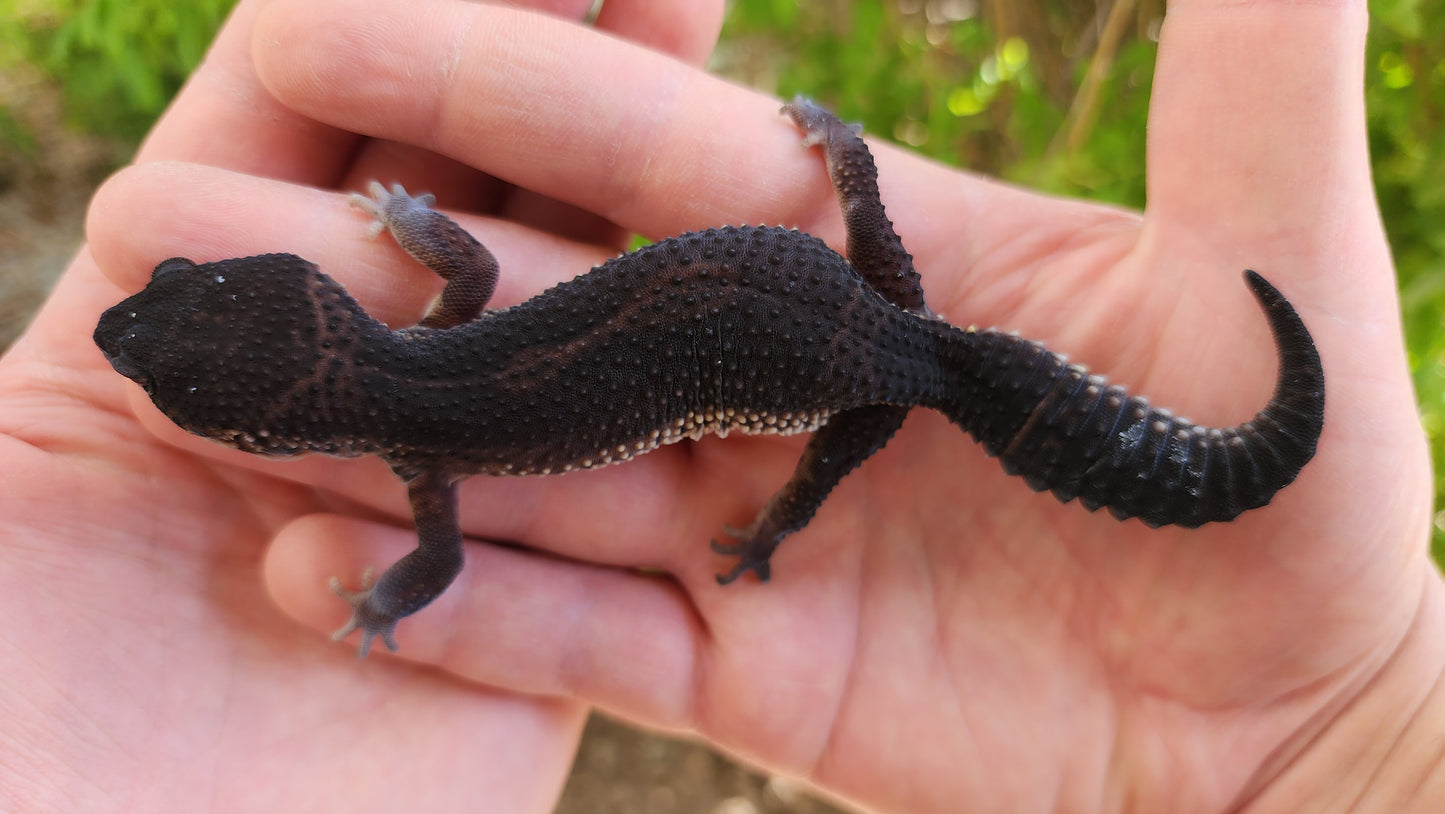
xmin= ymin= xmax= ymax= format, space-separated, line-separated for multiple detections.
xmin=0 ymin=0 xmax=723 ymax=811
xmin=75 ymin=0 xmax=1445 ymax=812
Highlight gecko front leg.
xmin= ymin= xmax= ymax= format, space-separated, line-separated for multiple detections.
xmin=351 ymin=182 xmax=500 ymax=329
xmin=331 ymin=470 xmax=465 ymax=657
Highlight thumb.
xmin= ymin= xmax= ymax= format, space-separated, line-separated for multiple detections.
xmin=1144 ymin=0 xmax=1385 ymax=299
xmin=1141 ymin=0 xmax=1431 ymax=545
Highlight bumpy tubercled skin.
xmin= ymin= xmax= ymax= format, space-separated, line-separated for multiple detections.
xmin=93 ymin=99 xmax=1325 ymax=656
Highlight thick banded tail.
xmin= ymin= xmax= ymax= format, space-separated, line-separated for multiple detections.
xmin=938 ymin=271 xmax=1324 ymax=527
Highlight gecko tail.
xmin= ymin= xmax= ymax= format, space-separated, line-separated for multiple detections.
xmin=936 ymin=271 xmax=1325 ymax=527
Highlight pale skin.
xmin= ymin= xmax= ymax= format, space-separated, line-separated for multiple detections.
xmin=0 ymin=0 xmax=1439 ymax=811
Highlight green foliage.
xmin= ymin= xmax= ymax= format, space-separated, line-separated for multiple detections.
xmin=719 ymin=0 xmax=1157 ymax=206
xmin=0 ymin=0 xmax=238 ymax=142
xmin=1366 ymin=0 xmax=1445 ymax=560
xmin=0 ymin=107 xmax=37 ymax=159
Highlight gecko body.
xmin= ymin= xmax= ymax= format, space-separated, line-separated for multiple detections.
xmin=94 ymin=100 xmax=1325 ymax=655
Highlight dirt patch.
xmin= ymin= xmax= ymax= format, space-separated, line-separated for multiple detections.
xmin=558 ymin=715 xmax=844 ymax=813
xmin=0 ymin=65 xmax=119 ymax=348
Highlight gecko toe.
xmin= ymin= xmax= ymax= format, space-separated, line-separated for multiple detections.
xmin=709 ymin=539 xmax=741 ymax=556
xmin=713 ymin=556 xmax=772 ymax=586
xmin=710 ymin=530 xmax=775 ymax=585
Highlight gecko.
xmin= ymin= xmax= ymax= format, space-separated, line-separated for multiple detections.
xmin=93 ymin=99 xmax=1325 ymax=656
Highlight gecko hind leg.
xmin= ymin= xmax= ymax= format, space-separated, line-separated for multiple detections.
xmin=711 ymin=102 xmax=928 ymax=584
xmin=781 ymin=96 xmax=929 ymax=314
xmin=712 ymin=403 xmax=910 ymax=584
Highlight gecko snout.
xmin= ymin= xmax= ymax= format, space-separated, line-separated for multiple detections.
xmin=94 ymin=303 xmax=156 ymax=393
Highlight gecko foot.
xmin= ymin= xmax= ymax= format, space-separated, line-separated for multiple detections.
xmin=710 ymin=523 xmax=780 ymax=586
xmin=329 ymin=569 xmax=402 ymax=658
xmin=348 ymin=181 xmax=438 ymax=241
xmin=781 ymin=95 xmax=862 ymax=148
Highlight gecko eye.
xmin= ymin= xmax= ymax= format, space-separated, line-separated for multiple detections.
xmin=152 ymin=257 xmax=197 ymax=280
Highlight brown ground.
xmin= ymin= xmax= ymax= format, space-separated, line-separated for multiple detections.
xmin=0 ymin=76 xmax=849 ymax=814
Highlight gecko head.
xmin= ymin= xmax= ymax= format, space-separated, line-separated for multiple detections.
xmin=94 ymin=253 xmax=378 ymax=456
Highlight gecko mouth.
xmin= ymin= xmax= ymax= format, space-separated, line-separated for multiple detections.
xmin=101 ymin=346 xmax=153 ymax=393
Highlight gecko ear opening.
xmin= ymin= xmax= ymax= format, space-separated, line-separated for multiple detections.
xmin=151 ymin=257 xmax=196 ymax=280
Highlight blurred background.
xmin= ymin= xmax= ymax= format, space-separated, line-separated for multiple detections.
xmin=1 ymin=1 xmax=1440 ymax=811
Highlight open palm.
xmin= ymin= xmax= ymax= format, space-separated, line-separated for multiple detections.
xmin=7 ymin=0 xmax=1438 ymax=812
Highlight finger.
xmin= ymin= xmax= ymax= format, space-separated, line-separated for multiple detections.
xmin=593 ymin=0 xmax=725 ymax=67
xmin=133 ymin=0 xmax=358 ymax=184
xmin=1143 ymin=1 xmax=1432 ymax=559
xmin=1146 ymin=2 xmax=1408 ymax=405
xmin=265 ymin=514 xmax=704 ymax=714
xmin=265 ymin=511 xmax=855 ymax=761
xmin=251 ymin=0 xmax=845 ymax=238
xmin=329 ymin=0 xmax=726 ymax=237
xmin=1145 ymin=1 xmax=1383 ymax=295
xmin=495 ymin=0 xmax=596 ymax=19
xmin=1 ymin=249 xmax=151 ymax=405
xmin=473 ymin=0 xmax=728 ymax=244
xmin=405 ymin=0 xmax=725 ymax=243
